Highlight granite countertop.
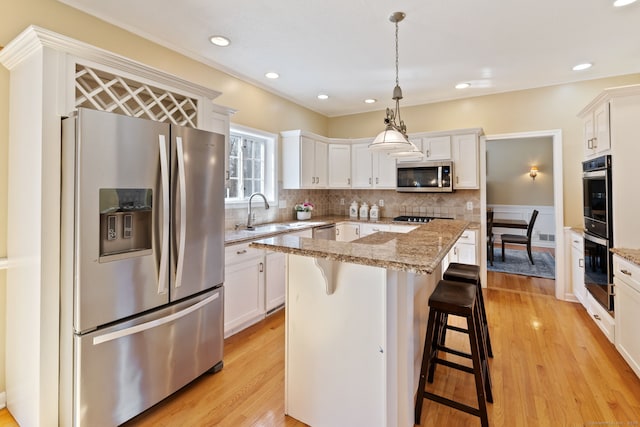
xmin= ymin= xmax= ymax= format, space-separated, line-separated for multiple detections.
xmin=248 ymin=218 xmax=469 ymax=275
xmin=225 ymin=215 xmax=479 ymax=245
xmin=611 ymin=248 xmax=640 ymax=266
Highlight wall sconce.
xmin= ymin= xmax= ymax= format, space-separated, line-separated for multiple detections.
xmin=529 ymin=166 xmax=538 ymax=181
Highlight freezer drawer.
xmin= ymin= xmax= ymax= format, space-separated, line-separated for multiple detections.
xmin=67 ymin=287 xmax=223 ymax=426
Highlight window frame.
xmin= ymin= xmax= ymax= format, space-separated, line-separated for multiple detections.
xmin=225 ymin=124 xmax=278 ymax=207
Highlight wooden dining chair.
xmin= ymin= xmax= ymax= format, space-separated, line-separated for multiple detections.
xmin=501 ymin=209 xmax=539 ymax=265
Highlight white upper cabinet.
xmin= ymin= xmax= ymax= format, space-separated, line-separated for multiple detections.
xmin=582 ymin=102 xmax=611 ymax=158
xmin=422 ymin=135 xmax=452 ymax=160
xmin=328 ymin=143 xmax=352 ymax=188
xmin=451 ymin=133 xmax=479 ymax=189
xmin=282 ymin=130 xmax=328 ymax=189
xmin=351 ymin=140 xmax=396 ymax=189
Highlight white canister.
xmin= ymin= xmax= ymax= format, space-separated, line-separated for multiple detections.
xmin=369 ymin=204 xmax=379 ymax=220
xmin=349 ymin=201 xmax=359 ymax=219
xmin=359 ymin=202 xmax=369 ymax=220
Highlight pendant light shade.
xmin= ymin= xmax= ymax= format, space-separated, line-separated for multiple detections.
xmin=369 ymin=12 xmax=414 ymax=155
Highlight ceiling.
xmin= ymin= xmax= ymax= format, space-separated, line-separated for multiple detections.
xmin=58 ymin=0 xmax=640 ymax=117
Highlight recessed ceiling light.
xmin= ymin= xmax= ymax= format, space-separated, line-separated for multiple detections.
xmin=455 ymin=82 xmax=471 ymax=89
xmin=613 ymin=0 xmax=637 ymax=7
xmin=364 ymin=98 xmax=377 ymax=104
xmin=265 ymin=72 xmax=279 ymax=79
xmin=317 ymin=94 xmax=329 ymax=100
xmin=209 ymin=35 xmax=230 ymax=47
xmin=572 ymin=63 xmax=593 ymax=71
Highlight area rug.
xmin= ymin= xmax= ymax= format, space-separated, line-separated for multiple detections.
xmin=487 ymin=248 xmax=555 ymax=279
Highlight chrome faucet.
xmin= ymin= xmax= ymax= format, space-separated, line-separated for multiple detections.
xmin=247 ymin=192 xmax=269 ymax=229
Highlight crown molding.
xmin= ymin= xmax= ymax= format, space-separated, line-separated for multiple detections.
xmin=0 ymin=25 xmax=222 ymax=101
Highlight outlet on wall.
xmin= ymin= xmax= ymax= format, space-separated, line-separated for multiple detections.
xmin=340 ymin=198 xmax=345 ymax=205
xmin=379 ymin=199 xmax=384 ymax=207
xmin=466 ymin=201 xmax=473 ymax=211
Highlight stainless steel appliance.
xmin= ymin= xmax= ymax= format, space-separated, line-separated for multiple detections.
xmin=582 ymin=154 xmax=613 ymax=311
xmin=60 ymin=108 xmax=225 ymax=426
xmin=313 ymin=224 xmax=336 ymax=240
xmin=396 ymin=161 xmax=454 ymax=192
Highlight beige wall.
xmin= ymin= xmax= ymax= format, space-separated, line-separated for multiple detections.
xmin=486 ymin=137 xmax=554 ymax=206
xmin=328 ymin=74 xmax=640 ymax=227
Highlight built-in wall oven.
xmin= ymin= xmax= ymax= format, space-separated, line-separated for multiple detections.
xmin=582 ymin=154 xmax=613 ymax=311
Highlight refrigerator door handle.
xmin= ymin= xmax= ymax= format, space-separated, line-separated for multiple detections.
xmin=92 ymin=291 xmax=220 ymax=345
xmin=158 ymin=135 xmax=170 ymax=295
xmin=175 ymin=136 xmax=187 ymax=289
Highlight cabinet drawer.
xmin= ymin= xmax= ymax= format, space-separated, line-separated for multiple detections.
xmin=570 ymin=232 xmax=583 ymax=251
xmin=457 ymin=229 xmax=477 ymax=245
xmin=225 ymin=242 xmax=264 ymax=265
xmin=613 ymin=256 xmax=640 ymax=294
xmin=586 ymin=292 xmax=615 ymax=343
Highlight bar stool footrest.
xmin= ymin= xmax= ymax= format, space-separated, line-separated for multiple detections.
xmin=436 ymin=345 xmax=472 ymax=360
xmin=423 ymin=392 xmax=482 ymax=418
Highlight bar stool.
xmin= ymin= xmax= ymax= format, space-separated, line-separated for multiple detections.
xmin=415 ymin=279 xmax=492 ymax=427
xmin=443 ymin=262 xmax=493 ymax=358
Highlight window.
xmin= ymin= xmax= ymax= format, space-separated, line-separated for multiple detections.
xmin=225 ymin=125 xmax=276 ymax=204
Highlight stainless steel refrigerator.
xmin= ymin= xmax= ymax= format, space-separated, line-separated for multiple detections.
xmin=59 ymin=108 xmax=225 ymax=426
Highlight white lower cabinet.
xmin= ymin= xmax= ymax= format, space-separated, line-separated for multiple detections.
xmin=614 ymin=255 xmax=640 ymax=378
xmin=336 ymin=222 xmax=360 ymax=242
xmin=224 ymin=242 xmax=266 ymax=338
xmin=448 ymin=229 xmax=477 ymax=265
xmin=585 ymin=291 xmax=615 ymax=343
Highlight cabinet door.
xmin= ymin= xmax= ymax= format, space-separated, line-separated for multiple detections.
xmin=314 ymin=140 xmax=328 ymax=188
xmin=424 ymin=136 xmax=451 ymax=160
xmin=452 ymin=133 xmax=479 ymax=189
xmin=615 ymin=279 xmax=640 ymax=378
xmin=224 ymin=257 xmax=265 ymax=337
xmin=300 ymin=136 xmax=316 ymax=188
xmin=373 ymin=152 xmax=396 ymax=188
xmin=593 ymin=102 xmax=611 ymax=154
xmin=583 ymin=114 xmax=596 ymax=157
xmin=328 ymin=144 xmax=351 ymax=188
xmin=571 ymin=237 xmax=586 ymax=307
xmin=265 ymin=252 xmax=286 ymax=312
xmin=351 ymin=143 xmax=373 ymax=188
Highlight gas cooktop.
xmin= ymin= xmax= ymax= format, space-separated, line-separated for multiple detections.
xmin=392 ymin=215 xmax=453 ymax=223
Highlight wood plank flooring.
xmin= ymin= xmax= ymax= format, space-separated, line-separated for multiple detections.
xmin=2 ymin=272 xmax=639 ymax=426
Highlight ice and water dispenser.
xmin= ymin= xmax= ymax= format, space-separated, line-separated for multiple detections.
xmin=99 ymin=189 xmax=153 ymax=261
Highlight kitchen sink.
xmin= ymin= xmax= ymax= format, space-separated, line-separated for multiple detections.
xmin=246 ymin=224 xmax=290 ymax=232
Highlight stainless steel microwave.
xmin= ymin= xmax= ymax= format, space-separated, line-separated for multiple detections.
xmin=396 ymin=161 xmax=454 ymax=192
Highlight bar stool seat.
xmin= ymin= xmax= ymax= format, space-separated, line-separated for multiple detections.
xmin=415 ymin=279 xmax=492 ymax=427
xmin=443 ymin=262 xmax=493 ymax=358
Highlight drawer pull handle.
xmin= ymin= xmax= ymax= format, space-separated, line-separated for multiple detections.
xmin=593 ymin=314 xmax=601 ymax=321
xmin=579 ymin=259 xmax=584 ymax=268
xmin=236 ymin=249 xmax=247 ymax=255
xmin=573 ymin=240 xmax=579 ymax=244
xmin=621 ymin=269 xmax=632 ymax=276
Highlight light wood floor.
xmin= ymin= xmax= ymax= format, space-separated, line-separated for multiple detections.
xmin=2 ymin=272 xmax=639 ymax=426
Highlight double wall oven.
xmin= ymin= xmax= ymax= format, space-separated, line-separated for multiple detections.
xmin=582 ymin=154 xmax=613 ymax=312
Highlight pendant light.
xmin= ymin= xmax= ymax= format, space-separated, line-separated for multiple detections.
xmin=369 ymin=12 xmax=420 ymax=158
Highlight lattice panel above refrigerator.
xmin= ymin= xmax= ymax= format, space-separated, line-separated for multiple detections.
xmin=75 ymin=65 xmax=199 ymax=127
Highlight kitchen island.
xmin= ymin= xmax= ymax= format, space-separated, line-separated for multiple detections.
xmin=250 ymin=219 xmax=469 ymax=427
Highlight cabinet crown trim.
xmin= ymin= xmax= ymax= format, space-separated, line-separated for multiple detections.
xmin=0 ymin=25 xmax=222 ymax=101
xmin=578 ymin=84 xmax=640 ymax=117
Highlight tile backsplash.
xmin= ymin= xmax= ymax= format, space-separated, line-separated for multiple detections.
xmin=225 ymin=184 xmax=480 ymax=229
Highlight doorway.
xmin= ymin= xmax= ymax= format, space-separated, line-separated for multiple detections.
xmin=479 ymin=130 xmax=566 ymax=301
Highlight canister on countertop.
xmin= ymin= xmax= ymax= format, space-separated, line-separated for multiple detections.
xmin=349 ymin=201 xmax=359 ymax=219
xmin=369 ymin=204 xmax=379 ymax=220
xmin=359 ymin=202 xmax=369 ymax=220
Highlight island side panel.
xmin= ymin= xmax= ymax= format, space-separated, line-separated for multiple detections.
xmin=285 ymin=254 xmax=387 ymax=427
